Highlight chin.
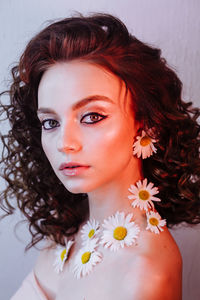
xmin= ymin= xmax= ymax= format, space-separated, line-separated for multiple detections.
xmin=62 ymin=181 xmax=91 ymax=195
xmin=64 ymin=180 xmax=103 ymax=195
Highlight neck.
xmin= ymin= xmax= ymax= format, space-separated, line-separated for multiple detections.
xmin=87 ymin=160 xmax=143 ymax=223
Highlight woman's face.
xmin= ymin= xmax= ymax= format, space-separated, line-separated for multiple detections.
xmin=37 ymin=61 xmax=140 ymax=194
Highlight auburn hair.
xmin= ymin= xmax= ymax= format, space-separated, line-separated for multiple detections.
xmin=0 ymin=13 xmax=199 ymax=249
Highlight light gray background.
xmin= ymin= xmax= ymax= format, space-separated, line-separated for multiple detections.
xmin=0 ymin=0 xmax=200 ymax=299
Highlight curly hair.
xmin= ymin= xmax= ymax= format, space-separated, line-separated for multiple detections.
xmin=0 ymin=13 xmax=200 ymax=250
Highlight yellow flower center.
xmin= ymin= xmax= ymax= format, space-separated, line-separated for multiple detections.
xmin=81 ymin=251 xmax=91 ymax=264
xmin=139 ymin=190 xmax=150 ymax=201
xmin=140 ymin=136 xmax=151 ymax=147
xmin=88 ymin=229 xmax=95 ymax=238
xmin=113 ymin=226 xmax=127 ymax=240
xmin=149 ymin=217 xmax=159 ymax=226
xmin=60 ymin=249 xmax=67 ymax=262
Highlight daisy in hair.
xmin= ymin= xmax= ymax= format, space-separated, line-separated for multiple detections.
xmin=146 ymin=211 xmax=166 ymax=234
xmin=100 ymin=211 xmax=140 ymax=252
xmin=53 ymin=239 xmax=75 ymax=273
xmin=72 ymin=238 xmax=102 ymax=279
xmin=128 ymin=178 xmax=161 ymax=211
xmin=80 ymin=219 xmax=100 ymax=246
xmin=133 ymin=129 xmax=157 ymax=159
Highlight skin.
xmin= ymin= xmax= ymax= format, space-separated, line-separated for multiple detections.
xmin=37 ymin=60 xmax=143 ymax=222
xmin=35 ymin=60 xmax=182 ymax=300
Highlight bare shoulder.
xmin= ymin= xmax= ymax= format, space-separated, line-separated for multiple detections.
xmin=34 ymin=240 xmax=56 ymax=275
xmin=124 ymin=227 xmax=182 ymax=300
xmin=34 ymin=240 xmax=58 ymax=298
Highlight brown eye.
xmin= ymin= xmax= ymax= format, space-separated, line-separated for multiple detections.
xmin=90 ymin=114 xmax=100 ymax=122
xmin=81 ymin=112 xmax=107 ymax=124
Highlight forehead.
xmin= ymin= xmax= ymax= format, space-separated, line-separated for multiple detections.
xmin=38 ymin=60 xmax=131 ymax=112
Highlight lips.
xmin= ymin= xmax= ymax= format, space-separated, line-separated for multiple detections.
xmin=59 ymin=162 xmax=88 ymax=170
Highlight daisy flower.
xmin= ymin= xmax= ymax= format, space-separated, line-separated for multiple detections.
xmin=133 ymin=129 xmax=157 ymax=159
xmin=53 ymin=239 xmax=74 ymax=274
xmin=128 ymin=178 xmax=161 ymax=211
xmin=80 ymin=219 xmax=100 ymax=246
xmin=100 ymin=211 xmax=140 ymax=252
xmin=146 ymin=211 xmax=166 ymax=234
xmin=73 ymin=238 xmax=102 ymax=279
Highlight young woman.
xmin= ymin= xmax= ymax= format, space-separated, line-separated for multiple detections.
xmin=0 ymin=13 xmax=199 ymax=300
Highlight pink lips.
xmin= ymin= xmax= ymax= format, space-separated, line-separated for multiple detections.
xmin=59 ymin=162 xmax=88 ymax=170
xmin=59 ymin=162 xmax=90 ymax=176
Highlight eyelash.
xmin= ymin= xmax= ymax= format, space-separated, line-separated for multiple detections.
xmin=40 ymin=112 xmax=107 ymax=130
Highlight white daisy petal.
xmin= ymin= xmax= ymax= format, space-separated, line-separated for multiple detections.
xmin=81 ymin=219 xmax=100 ymax=245
xmin=133 ymin=129 xmax=157 ymax=159
xmin=146 ymin=211 xmax=166 ymax=234
xmin=73 ymin=239 xmax=102 ymax=279
xmin=136 ymin=180 xmax=142 ymax=189
xmin=128 ymin=178 xmax=161 ymax=212
xmin=100 ymin=211 xmax=140 ymax=252
xmin=125 ymin=213 xmax=133 ymax=223
xmin=53 ymin=239 xmax=74 ymax=274
xmin=143 ymin=178 xmax=147 ymax=187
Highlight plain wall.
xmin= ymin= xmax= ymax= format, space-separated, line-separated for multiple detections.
xmin=0 ymin=0 xmax=200 ymax=299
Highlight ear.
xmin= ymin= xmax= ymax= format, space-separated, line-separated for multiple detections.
xmin=135 ymin=120 xmax=144 ymax=135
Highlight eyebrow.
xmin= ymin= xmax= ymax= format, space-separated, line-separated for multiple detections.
xmin=37 ymin=95 xmax=114 ymax=114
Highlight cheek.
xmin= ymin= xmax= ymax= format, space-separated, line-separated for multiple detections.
xmin=41 ymin=135 xmax=55 ymax=164
xmin=85 ymin=122 xmax=133 ymax=164
xmin=41 ymin=136 xmax=48 ymax=155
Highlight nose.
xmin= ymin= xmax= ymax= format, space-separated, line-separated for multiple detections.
xmin=57 ymin=121 xmax=82 ymax=154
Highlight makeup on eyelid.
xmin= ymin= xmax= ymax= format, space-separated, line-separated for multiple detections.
xmin=38 ymin=61 xmax=141 ymax=195
xmin=38 ymin=102 xmax=111 ymax=123
xmin=40 ymin=112 xmax=107 ymax=130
